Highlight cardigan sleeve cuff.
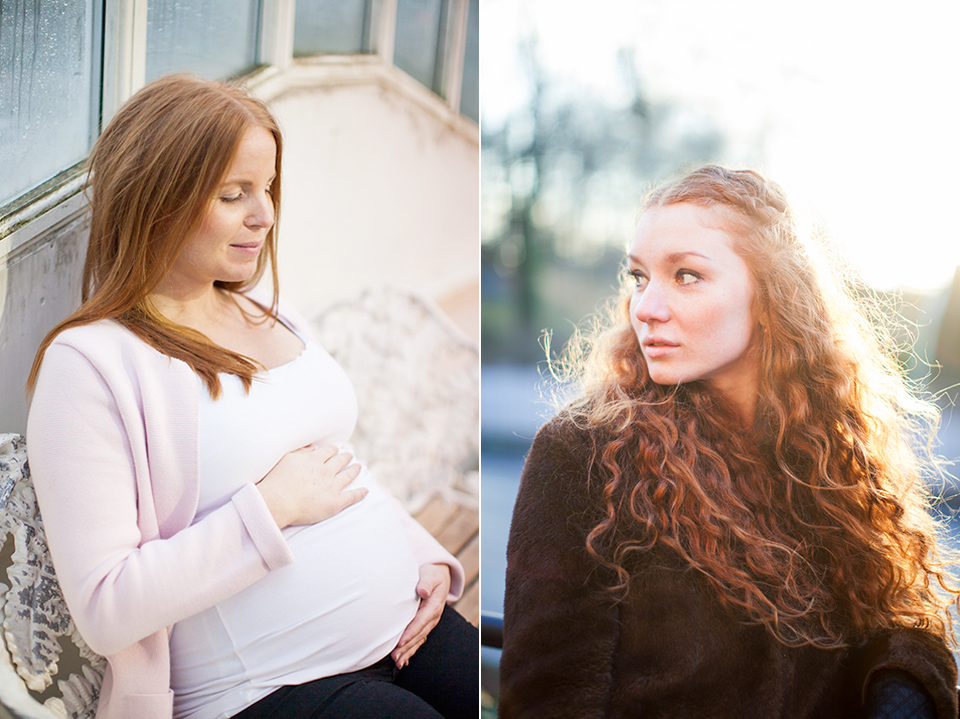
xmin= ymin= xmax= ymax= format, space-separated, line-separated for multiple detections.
xmin=232 ymin=483 xmax=295 ymax=571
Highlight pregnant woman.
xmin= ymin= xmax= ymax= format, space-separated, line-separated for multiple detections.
xmin=26 ymin=74 xmax=477 ymax=719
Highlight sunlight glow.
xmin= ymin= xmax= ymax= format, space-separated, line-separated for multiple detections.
xmin=482 ymin=0 xmax=960 ymax=292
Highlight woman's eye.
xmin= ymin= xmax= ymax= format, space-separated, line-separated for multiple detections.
xmin=220 ymin=193 xmax=243 ymax=203
xmin=627 ymin=270 xmax=648 ymax=289
xmin=677 ymin=271 xmax=700 ymax=285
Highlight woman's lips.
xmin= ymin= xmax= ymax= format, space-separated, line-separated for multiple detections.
xmin=643 ymin=337 xmax=678 ymax=358
xmin=229 ymin=241 xmax=262 ymax=255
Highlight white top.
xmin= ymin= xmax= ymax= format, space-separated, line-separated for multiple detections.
xmin=169 ymin=335 xmax=421 ymax=719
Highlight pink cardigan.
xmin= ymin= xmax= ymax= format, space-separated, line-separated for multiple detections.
xmin=26 ymin=300 xmax=464 ymax=719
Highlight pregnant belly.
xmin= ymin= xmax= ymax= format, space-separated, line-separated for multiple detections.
xmin=172 ymin=471 xmax=421 ymax=684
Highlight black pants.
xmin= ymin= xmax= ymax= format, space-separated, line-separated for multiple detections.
xmin=231 ymin=605 xmax=478 ymax=719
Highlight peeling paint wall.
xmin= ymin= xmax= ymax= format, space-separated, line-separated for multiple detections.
xmin=0 ymin=214 xmax=87 ymax=433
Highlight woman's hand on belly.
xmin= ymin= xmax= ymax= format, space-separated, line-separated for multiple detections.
xmin=256 ymin=445 xmax=367 ymax=529
xmin=391 ymin=563 xmax=452 ymax=668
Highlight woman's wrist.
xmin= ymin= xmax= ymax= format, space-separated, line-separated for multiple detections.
xmin=255 ymin=481 xmax=290 ymax=529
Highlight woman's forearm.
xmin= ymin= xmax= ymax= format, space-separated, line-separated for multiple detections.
xmin=27 ymin=342 xmax=294 ymax=656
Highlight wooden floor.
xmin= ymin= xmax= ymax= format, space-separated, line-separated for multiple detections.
xmin=413 ymin=496 xmax=480 ymax=626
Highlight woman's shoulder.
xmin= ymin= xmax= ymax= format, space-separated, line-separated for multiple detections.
xmin=41 ymin=320 xmax=194 ymax=388
xmin=51 ymin=318 xmax=131 ymax=347
xmin=536 ymin=411 xmax=584 ymax=436
xmin=520 ymin=414 xmax=602 ymax=498
xmin=527 ymin=414 xmax=577 ymax=460
xmin=50 ymin=320 xmax=163 ymax=362
xmin=530 ymin=411 xmax=607 ymax=464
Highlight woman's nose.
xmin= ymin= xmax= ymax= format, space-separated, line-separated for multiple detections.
xmin=633 ymin=281 xmax=670 ymax=324
xmin=245 ymin=192 xmax=275 ymax=230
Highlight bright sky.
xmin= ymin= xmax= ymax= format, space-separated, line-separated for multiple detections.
xmin=481 ymin=0 xmax=960 ymax=292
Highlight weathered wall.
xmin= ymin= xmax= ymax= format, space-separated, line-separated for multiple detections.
xmin=0 ymin=214 xmax=87 ymax=434
xmin=269 ymin=81 xmax=479 ymax=327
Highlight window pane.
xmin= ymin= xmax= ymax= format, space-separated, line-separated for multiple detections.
xmin=294 ymin=0 xmax=369 ymax=56
xmin=146 ymin=0 xmax=261 ymax=82
xmin=459 ymin=0 xmax=478 ymax=122
xmin=394 ymin=0 xmax=444 ymax=91
xmin=0 ymin=0 xmax=97 ymax=208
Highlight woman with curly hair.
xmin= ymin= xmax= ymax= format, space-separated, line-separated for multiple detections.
xmin=499 ymin=166 xmax=959 ymax=718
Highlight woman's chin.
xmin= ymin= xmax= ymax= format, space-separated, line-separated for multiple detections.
xmin=217 ymin=265 xmax=259 ymax=285
xmin=647 ymin=368 xmax=681 ymax=386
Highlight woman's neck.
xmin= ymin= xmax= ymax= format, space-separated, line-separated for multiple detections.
xmin=148 ymin=284 xmax=232 ymax=333
xmin=705 ymin=377 xmax=758 ymax=428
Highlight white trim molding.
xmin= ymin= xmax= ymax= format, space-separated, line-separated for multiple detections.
xmin=259 ymin=0 xmax=297 ymax=70
xmin=373 ymin=0 xmax=397 ymax=65
xmin=247 ymin=56 xmax=478 ymax=146
xmin=0 ymin=174 xmax=88 ymax=261
xmin=101 ymin=0 xmax=149 ymax=127
xmin=440 ymin=0 xmax=468 ymax=112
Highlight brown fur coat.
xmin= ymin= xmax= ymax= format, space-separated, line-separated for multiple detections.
xmin=499 ymin=418 xmax=958 ymax=719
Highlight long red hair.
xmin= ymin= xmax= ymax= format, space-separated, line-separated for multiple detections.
xmin=28 ymin=74 xmax=283 ymax=398
xmin=560 ymin=166 xmax=957 ymax=648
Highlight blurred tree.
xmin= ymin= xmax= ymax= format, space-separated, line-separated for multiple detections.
xmin=481 ymin=39 xmax=728 ymax=363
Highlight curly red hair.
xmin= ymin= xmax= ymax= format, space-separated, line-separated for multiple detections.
xmin=560 ymin=165 xmax=957 ymax=648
